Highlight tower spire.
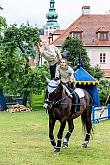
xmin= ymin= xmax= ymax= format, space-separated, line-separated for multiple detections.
xmin=44 ymin=0 xmax=60 ymax=35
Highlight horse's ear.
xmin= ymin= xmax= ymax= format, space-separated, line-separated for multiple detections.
xmin=46 ymin=77 xmax=50 ymax=83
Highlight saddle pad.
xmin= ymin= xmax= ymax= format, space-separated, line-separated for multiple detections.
xmin=74 ymin=88 xmax=85 ymax=98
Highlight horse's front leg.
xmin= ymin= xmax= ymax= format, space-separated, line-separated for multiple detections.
xmin=63 ymin=118 xmax=74 ymax=148
xmin=54 ymin=120 xmax=66 ymax=153
xmin=49 ymin=118 xmax=56 ymax=148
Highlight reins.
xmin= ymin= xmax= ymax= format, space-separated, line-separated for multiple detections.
xmin=54 ymin=95 xmax=69 ymax=105
xmin=48 ymin=93 xmax=83 ymax=106
xmin=54 ymin=90 xmax=76 ymax=105
xmin=46 ymin=80 xmax=88 ymax=107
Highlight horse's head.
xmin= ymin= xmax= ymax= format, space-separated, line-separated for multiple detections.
xmin=44 ymin=77 xmax=63 ymax=109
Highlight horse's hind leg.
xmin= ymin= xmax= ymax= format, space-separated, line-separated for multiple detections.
xmin=63 ymin=118 xmax=74 ymax=148
xmin=49 ymin=118 xmax=56 ymax=148
xmin=81 ymin=107 xmax=92 ymax=148
xmin=54 ymin=120 xmax=66 ymax=153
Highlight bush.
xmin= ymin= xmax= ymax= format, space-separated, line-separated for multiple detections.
xmin=99 ymin=78 xmax=110 ymax=105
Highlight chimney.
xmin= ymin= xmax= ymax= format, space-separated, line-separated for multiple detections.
xmin=82 ymin=6 xmax=90 ymax=15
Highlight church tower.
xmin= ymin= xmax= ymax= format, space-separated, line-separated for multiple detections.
xmin=43 ymin=0 xmax=60 ymax=35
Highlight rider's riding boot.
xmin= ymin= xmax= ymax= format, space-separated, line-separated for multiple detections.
xmin=71 ymin=82 xmax=76 ymax=90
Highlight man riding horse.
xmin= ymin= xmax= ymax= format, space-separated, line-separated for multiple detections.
xmin=43 ymin=58 xmax=76 ymax=109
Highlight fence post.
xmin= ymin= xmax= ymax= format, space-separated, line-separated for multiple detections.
xmin=108 ymin=104 xmax=110 ymax=120
xmin=92 ymin=106 xmax=95 ymax=124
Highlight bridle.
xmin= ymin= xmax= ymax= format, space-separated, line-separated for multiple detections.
xmin=46 ymin=81 xmax=84 ymax=110
xmin=46 ymin=95 xmax=69 ymax=106
xmin=46 ymin=81 xmax=69 ymax=108
xmin=53 ymin=95 xmax=69 ymax=105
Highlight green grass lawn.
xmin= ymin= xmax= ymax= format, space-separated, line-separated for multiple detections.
xmin=0 ymin=94 xmax=110 ymax=165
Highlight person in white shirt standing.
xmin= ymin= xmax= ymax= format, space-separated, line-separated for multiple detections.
xmin=36 ymin=40 xmax=62 ymax=79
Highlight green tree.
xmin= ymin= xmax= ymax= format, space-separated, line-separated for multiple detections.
xmin=0 ymin=16 xmax=7 ymax=37
xmin=61 ymin=36 xmax=90 ymax=70
xmin=0 ymin=21 xmax=48 ymax=106
xmin=0 ymin=48 xmax=25 ymax=94
xmin=88 ymin=65 xmax=104 ymax=80
xmin=99 ymin=78 xmax=110 ymax=105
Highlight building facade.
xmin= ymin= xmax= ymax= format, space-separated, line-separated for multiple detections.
xmin=51 ymin=6 xmax=110 ymax=78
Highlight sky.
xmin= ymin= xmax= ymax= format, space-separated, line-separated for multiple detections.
xmin=0 ymin=0 xmax=110 ymax=29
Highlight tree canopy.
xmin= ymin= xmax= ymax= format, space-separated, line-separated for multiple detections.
xmin=0 ymin=20 xmax=49 ymax=106
xmin=61 ymin=36 xmax=91 ymax=70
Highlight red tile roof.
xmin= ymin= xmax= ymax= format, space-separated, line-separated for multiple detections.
xmin=53 ymin=14 xmax=110 ymax=47
xmin=40 ymin=35 xmax=49 ymax=41
xmin=97 ymin=26 xmax=109 ymax=32
xmin=52 ymin=29 xmax=65 ymax=34
xmin=70 ymin=26 xmax=83 ymax=32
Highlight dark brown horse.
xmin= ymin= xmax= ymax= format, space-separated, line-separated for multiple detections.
xmin=45 ymin=78 xmax=93 ymax=153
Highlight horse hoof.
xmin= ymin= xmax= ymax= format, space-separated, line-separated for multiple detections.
xmin=82 ymin=141 xmax=88 ymax=148
xmin=82 ymin=144 xmax=87 ymax=148
xmin=54 ymin=147 xmax=60 ymax=154
xmin=62 ymin=142 xmax=68 ymax=148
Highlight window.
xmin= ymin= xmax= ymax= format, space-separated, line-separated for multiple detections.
xmin=50 ymin=3 xmax=54 ymax=8
xmin=99 ymin=33 xmax=108 ymax=41
xmin=100 ymin=53 xmax=106 ymax=63
xmin=74 ymin=33 xmax=81 ymax=39
xmin=71 ymin=32 xmax=81 ymax=39
xmin=46 ymin=31 xmax=48 ymax=35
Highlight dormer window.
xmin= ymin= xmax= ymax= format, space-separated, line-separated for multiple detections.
xmin=70 ymin=27 xmax=83 ymax=40
xmin=73 ymin=32 xmax=81 ymax=39
xmin=99 ymin=32 xmax=108 ymax=41
xmin=96 ymin=27 xmax=109 ymax=41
